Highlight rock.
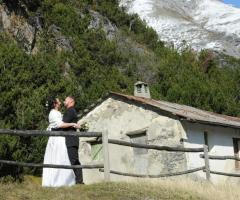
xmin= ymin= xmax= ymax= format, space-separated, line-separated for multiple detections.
xmin=48 ymin=24 xmax=73 ymax=52
xmin=88 ymin=10 xmax=118 ymax=40
xmin=63 ymin=61 xmax=71 ymax=77
xmin=0 ymin=4 xmax=39 ymax=53
xmin=29 ymin=12 xmax=43 ymax=31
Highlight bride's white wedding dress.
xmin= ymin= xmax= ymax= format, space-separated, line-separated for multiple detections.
xmin=42 ymin=109 xmax=75 ymax=187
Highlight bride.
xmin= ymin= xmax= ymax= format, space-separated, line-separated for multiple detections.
xmin=42 ymin=96 xmax=79 ymax=187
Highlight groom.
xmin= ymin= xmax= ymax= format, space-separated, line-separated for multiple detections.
xmin=63 ymin=96 xmax=83 ymax=184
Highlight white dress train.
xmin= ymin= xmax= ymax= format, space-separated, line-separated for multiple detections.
xmin=42 ymin=109 xmax=75 ymax=187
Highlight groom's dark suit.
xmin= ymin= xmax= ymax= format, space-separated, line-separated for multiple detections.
xmin=63 ymin=106 xmax=83 ymax=184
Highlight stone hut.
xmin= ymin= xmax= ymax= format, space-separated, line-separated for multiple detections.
xmin=78 ymin=82 xmax=240 ymax=184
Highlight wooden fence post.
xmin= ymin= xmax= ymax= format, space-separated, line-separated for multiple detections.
xmin=203 ymin=145 xmax=210 ymax=181
xmin=102 ymin=131 xmax=110 ymax=181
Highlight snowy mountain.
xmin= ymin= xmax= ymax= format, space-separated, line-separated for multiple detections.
xmin=120 ymin=0 xmax=240 ymax=58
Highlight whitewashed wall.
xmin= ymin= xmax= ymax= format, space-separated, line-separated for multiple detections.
xmin=183 ymin=122 xmax=240 ymax=183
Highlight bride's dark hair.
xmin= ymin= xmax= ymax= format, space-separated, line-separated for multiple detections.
xmin=46 ymin=96 xmax=57 ymax=112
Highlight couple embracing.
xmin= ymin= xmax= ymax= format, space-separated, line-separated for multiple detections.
xmin=42 ymin=96 xmax=83 ymax=187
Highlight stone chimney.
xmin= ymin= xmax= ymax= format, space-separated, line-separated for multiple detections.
xmin=134 ymin=81 xmax=151 ymax=98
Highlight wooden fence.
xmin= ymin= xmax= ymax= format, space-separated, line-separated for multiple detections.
xmin=0 ymin=129 xmax=240 ymax=182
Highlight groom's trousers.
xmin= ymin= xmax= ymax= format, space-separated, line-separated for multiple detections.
xmin=67 ymin=146 xmax=83 ymax=184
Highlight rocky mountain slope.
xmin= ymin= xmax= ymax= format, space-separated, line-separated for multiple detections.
xmin=120 ymin=0 xmax=240 ymax=58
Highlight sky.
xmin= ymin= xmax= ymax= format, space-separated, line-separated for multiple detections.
xmin=223 ymin=0 xmax=240 ymax=7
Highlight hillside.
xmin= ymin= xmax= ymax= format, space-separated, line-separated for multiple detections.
xmin=0 ymin=0 xmax=240 ymax=180
xmin=0 ymin=0 xmax=240 ymax=129
xmin=120 ymin=0 xmax=240 ymax=58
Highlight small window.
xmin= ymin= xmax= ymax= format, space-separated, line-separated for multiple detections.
xmin=233 ymin=138 xmax=240 ymax=170
xmin=136 ymin=85 xmax=142 ymax=93
xmin=91 ymin=142 xmax=103 ymax=161
xmin=129 ymin=132 xmax=148 ymax=155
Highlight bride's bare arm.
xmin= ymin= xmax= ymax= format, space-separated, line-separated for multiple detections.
xmin=59 ymin=122 xmax=80 ymax=129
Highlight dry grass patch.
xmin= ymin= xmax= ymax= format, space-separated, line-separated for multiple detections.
xmin=140 ymin=178 xmax=240 ymax=200
xmin=0 ymin=176 xmax=239 ymax=200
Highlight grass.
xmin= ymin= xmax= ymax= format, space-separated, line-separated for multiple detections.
xmin=0 ymin=176 xmax=240 ymax=200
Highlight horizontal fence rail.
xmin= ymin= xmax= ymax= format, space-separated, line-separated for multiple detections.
xmin=203 ymin=169 xmax=240 ymax=177
xmin=108 ymin=139 xmax=204 ymax=152
xmin=0 ymin=159 xmax=103 ymax=169
xmin=2 ymin=128 xmax=240 ymax=181
xmin=200 ymin=154 xmax=240 ymax=161
xmin=0 ymin=129 xmax=208 ymax=182
xmin=0 ymin=129 xmax=102 ymax=137
xmin=99 ymin=166 xmax=205 ymax=178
